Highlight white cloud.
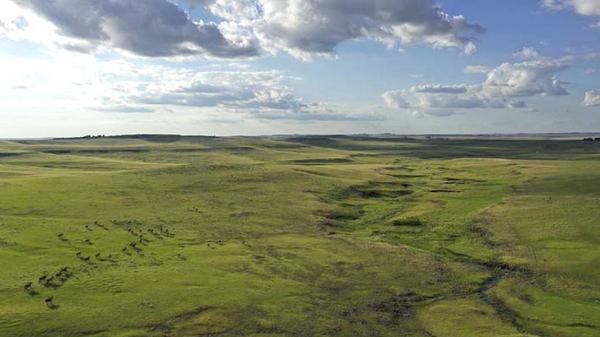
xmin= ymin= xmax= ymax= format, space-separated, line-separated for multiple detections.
xmin=0 ymin=49 xmax=379 ymax=122
xmin=411 ymin=84 xmax=468 ymax=94
xmin=382 ymin=90 xmax=411 ymax=109
xmin=0 ymin=1 xmax=65 ymax=46
xmin=4 ymin=0 xmax=483 ymax=60
xmin=513 ymin=47 xmax=541 ymax=60
xmin=7 ymin=0 xmax=258 ymax=57
xmin=584 ymin=90 xmax=600 ymax=106
xmin=543 ymin=0 xmax=600 ymax=16
xmin=383 ymin=48 xmax=570 ymax=117
xmin=90 ymin=105 xmax=155 ymax=113
xmin=543 ymin=0 xmax=600 ymax=28
xmin=484 ymin=57 xmax=569 ymax=97
xmin=96 ymin=67 xmax=382 ymax=121
xmin=0 ymin=20 xmax=7 ymax=36
xmin=465 ymin=65 xmax=491 ymax=74
xmin=203 ymin=0 xmax=484 ymax=60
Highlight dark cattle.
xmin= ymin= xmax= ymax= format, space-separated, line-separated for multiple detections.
xmin=38 ymin=273 xmax=48 ymax=284
xmin=23 ymin=282 xmax=37 ymax=295
xmin=45 ymin=296 xmax=57 ymax=309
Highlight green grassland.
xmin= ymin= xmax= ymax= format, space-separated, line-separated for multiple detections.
xmin=1 ymin=135 xmax=600 ymax=337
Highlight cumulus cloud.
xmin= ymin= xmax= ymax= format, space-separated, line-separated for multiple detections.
xmin=9 ymin=0 xmax=258 ymax=57
xmin=412 ymin=84 xmax=468 ymax=94
xmin=382 ymin=91 xmax=411 ymax=109
xmin=0 ymin=1 xmax=65 ymax=45
xmin=543 ymin=0 xmax=600 ymax=15
xmin=90 ymin=105 xmax=155 ymax=113
xmin=202 ymin=0 xmax=484 ymax=60
xmin=465 ymin=65 xmax=491 ymax=74
xmin=484 ymin=57 xmax=569 ymax=97
xmin=513 ymin=47 xmax=541 ymax=60
xmin=383 ymin=48 xmax=570 ymax=117
xmin=584 ymin=90 xmax=600 ymax=106
xmin=543 ymin=0 xmax=600 ymax=27
xmin=5 ymin=0 xmax=482 ymax=60
xmin=0 ymin=48 xmax=379 ymax=122
xmin=99 ymin=68 xmax=382 ymax=121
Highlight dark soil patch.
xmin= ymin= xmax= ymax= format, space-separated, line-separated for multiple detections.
xmin=0 ymin=152 xmax=27 ymax=157
xmin=314 ymin=209 xmax=363 ymax=221
xmin=430 ymin=189 xmax=461 ymax=193
xmin=385 ymin=174 xmax=426 ymax=179
xmin=392 ymin=218 xmax=423 ymax=227
xmin=42 ymin=149 xmax=149 ymax=155
xmin=290 ymin=158 xmax=353 ymax=165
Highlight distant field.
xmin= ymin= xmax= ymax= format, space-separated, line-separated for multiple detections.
xmin=1 ymin=135 xmax=600 ymax=337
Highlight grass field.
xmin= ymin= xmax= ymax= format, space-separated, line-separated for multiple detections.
xmin=1 ymin=135 xmax=599 ymax=337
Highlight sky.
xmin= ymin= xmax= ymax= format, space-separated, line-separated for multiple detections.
xmin=1 ymin=0 xmax=600 ymax=137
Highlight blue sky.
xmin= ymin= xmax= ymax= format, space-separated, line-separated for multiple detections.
xmin=1 ymin=0 xmax=600 ymax=137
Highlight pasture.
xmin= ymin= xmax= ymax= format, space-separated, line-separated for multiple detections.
xmin=0 ymin=135 xmax=599 ymax=337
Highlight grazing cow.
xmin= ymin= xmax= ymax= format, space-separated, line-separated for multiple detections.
xmin=38 ymin=273 xmax=48 ymax=284
xmin=38 ymin=273 xmax=55 ymax=288
xmin=23 ymin=282 xmax=37 ymax=295
xmin=45 ymin=296 xmax=57 ymax=309
xmin=84 ymin=239 xmax=93 ymax=245
xmin=55 ymin=267 xmax=71 ymax=282
xmin=129 ymin=242 xmax=142 ymax=253
xmin=148 ymin=228 xmax=163 ymax=239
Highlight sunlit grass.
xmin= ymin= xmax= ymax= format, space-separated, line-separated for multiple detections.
xmin=1 ymin=136 xmax=599 ymax=337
